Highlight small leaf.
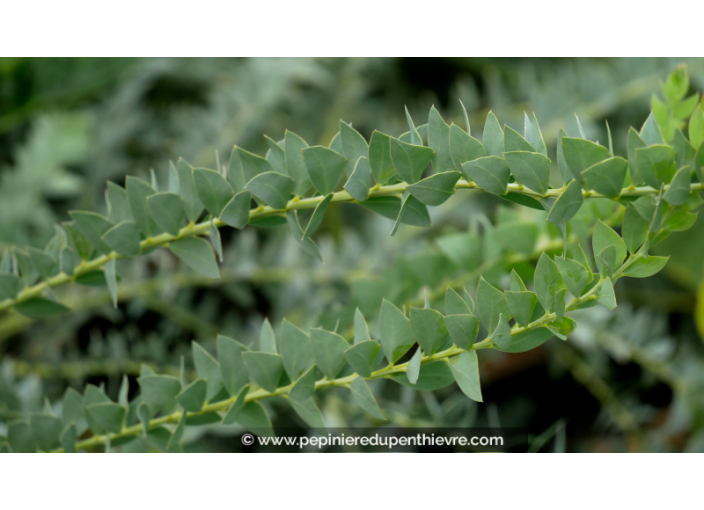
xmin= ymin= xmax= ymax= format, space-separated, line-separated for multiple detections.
xmin=627 ymin=128 xmax=647 ymax=185
xmin=497 ymin=327 xmax=553 ymax=353
xmin=222 ymin=385 xmax=250 ymax=425
xmin=524 ymin=112 xmax=548 ymax=156
xmin=510 ymin=270 xmax=527 ymax=292
xmin=462 ymin=156 xmax=510 ymax=196
xmin=15 ymin=298 xmax=70 ymax=319
xmin=349 ymin=378 xmax=384 ymax=420
xmin=505 ymin=291 xmax=538 ymax=327
xmin=280 ymin=320 xmax=315 ymax=381
xmin=209 ymin=221 xmax=222 ymax=262
xmin=444 ymin=314 xmax=479 ymax=350
xmin=428 ymin=106 xmax=454 ymax=173
xmin=689 ymin=102 xmax=704 ymax=147
xmin=340 ymin=120 xmax=369 ymax=172
xmin=289 ymin=397 xmax=325 ymax=428
xmin=69 ymin=211 xmax=113 ymax=255
xmin=310 ymin=328 xmax=350 ymax=380
xmin=389 ymin=137 xmax=434 ymax=184
xmin=447 ymin=351 xmax=482 ymax=402
xmin=86 ymin=403 xmax=125 ymax=434
xmin=380 ymin=299 xmax=415 ymax=363
xmin=236 ymin=401 xmax=274 ymax=437
xmin=491 ymin=313 xmax=512 ymax=349
xmin=353 ymin=308 xmax=371 ymax=344
xmin=192 ymin=341 xmax=223 ymax=401
xmin=389 ymin=361 xmax=455 ymax=390
xmin=368 ymin=131 xmax=396 ymax=184
xmin=504 ymin=151 xmax=551 ymax=195
xmin=264 ymin=135 xmax=286 ymax=174
xmin=622 ymin=204 xmax=650 ymax=254
xmin=640 ymin=112 xmax=665 ymax=145
xmin=302 ymin=194 xmax=334 ymax=239
xmin=147 ymin=192 xmax=184 ymax=236
xmin=126 ymin=176 xmax=160 ymax=238
xmin=556 ymin=128 xmax=570 ymax=184
xmin=344 ymin=156 xmax=372 ymax=202
xmin=504 ymin=125 xmax=536 ymax=152
xmin=138 ymin=375 xmax=182 ymax=414
xmin=8 ymin=421 xmax=36 ymax=453
xmin=289 ymin=365 xmax=318 ymax=401
xmin=622 ymin=255 xmax=669 ymax=278
xmin=217 ymin=335 xmax=250 ymax=396
xmin=194 ymin=168 xmax=234 ymax=217
xmin=407 ymin=171 xmax=460 ymax=206
xmin=390 ymin=194 xmax=431 ymax=236
xmin=534 ymin=253 xmax=565 ymax=313
xmin=592 ymin=220 xmax=627 ymax=269
xmin=407 ymin=348 xmax=422 ymax=384
xmin=60 ymin=424 xmax=77 ymax=453
xmin=103 ymin=258 xmax=118 ymax=308
xmin=635 ymin=145 xmax=677 ymax=189
xmin=450 ymin=123 xmax=487 ymax=172
xmin=286 ymin=211 xmax=323 ymax=262
xmin=245 ymin=171 xmax=294 ymax=211
xmin=595 ymin=277 xmax=617 ymax=310
xmin=663 ymin=166 xmax=692 ymax=206
xmin=176 ymin=158 xmax=205 ymax=223
xmin=242 ymin=352 xmax=284 ymax=393
xmin=168 ymin=237 xmax=220 ymax=279
xmin=445 ymin=287 xmax=473 ymax=315
xmin=231 ymin=147 xmax=275 ymax=188
xmin=303 ymin=146 xmax=348 ymax=195
xmin=166 ymin=411 xmax=187 ymax=450
xmin=106 ymin=182 xmax=132 ymax=224
xmin=476 ymin=277 xmax=512 ymax=331
xmin=561 ymin=137 xmax=610 ymax=183
xmin=554 ymin=257 xmax=591 ymax=297
xmin=176 ymin=379 xmax=207 ymax=412
xmin=0 ymin=273 xmax=20 ymax=300
xmin=345 ymin=340 xmax=380 ymax=378
xmin=483 ymin=111 xmax=504 ymax=157
xmin=546 ymin=316 xmax=576 ymax=340
xmin=582 ymin=157 xmax=628 ymax=197
xmin=404 ymin=106 xmax=423 ymax=146
xmin=284 ymin=131 xmax=312 ymax=196
xmin=410 ymin=307 xmax=449 ymax=355
xmin=358 ymin=196 xmax=401 ymax=220
xmin=31 ymin=414 xmax=63 ymax=452
xmin=220 ymin=191 xmax=251 ymax=229
xmin=102 ymin=221 xmax=141 ymax=256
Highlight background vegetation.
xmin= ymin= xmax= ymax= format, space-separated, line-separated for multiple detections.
xmin=1 ymin=57 xmax=703 ymax=452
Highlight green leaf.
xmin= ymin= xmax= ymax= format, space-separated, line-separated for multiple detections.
xmin=491 ymin=313 xmax=512 ymax=349
xmin=597 ymin=245 xmax=616 ymax=278
xmin=147 ymin=192 xmax=184 ymax=236
xmin=236 ymin=401 xmax=274 ymax=437
xmin=445 ymin=287 xmax=473 ymax=315
xmin=497 ymin=327 xmax=553 ymax=353
xmin=428 ymin=106 xmax=453 ymax=173
xmin=340 ymin=120 xmax=369 ymax=171
xmin=349 ymin=378 xmax=384 ymax=420
xmin=280 ymin=319 xmax=315 ymax=380
xmin=0 ymin=273 xmax=20 ymax=300
xmin=380 ymin=299 xmax=414 ymax=363
xmin=86 ymin=403 xmax=125 ymax=434
xmin=561 ymin=137 xmax=610 ymax=183
xmin=358 ymin=196 xmax=401 ymax=220
xmin=289 ymin=365 xmax=318 ymax=401
xmin=344 ymin=156 xmax=372 ymax=202
xmin=302 ymin=146 xmax=348 ymax=195
xmin=15 ymin=298 xmax=70 ymax=319
xmin=524 ymin=112 xmax=548 ymax=156
xmin=368 ymin=131 xmax=396 ymax=184
xmin=353 ymin=308 xmax=371 ymax=344
xmin=663 ymin=166 xmax=692 ymax=206
xmin=622 ymin=204 xmax=650 ymax=253
xmin=176 ymin=158 xmax=205 ymax=223
xmin=554 ymin=257 xmax=591 ymax=297
xmin=310 ymin=328 xmax=350 ymax=380
xmin=8 ymin=421 xmax=37 ymax=452
xmin=168 ymin=237 xmax=220 ymax=279
xmin=286 ymin=211 xmax=323 ymax=262
xmin=450 ymin=123 xmax=487 ymax=172
xmin=407 ymin=348 xmax=422 ymax=384
xmin=390 ymin=194 xmax=431 ymax=236
xmin=289 ymin=397 xmax=325 ymax=428
xmin=444 ymin=314 xmax=479 ymax=350
xmin=284 ymin=131 xmax=312 ymax=196
xmin=302 ymin=194 xmax=333 ymax=239
xmin=31 ymin=414 xmax=63 ymax=452
xmin=390 ymin=360 xmax=455 ymax=390
xmin=462 ymin=156 xmax=510 ymax=196
xmin=622 ymin=255 xmax=669 ymax=278
xmin=264 ymin=135 xmax=286 ymax=174
xmin=221 ymin=385 xmax=249 ymax=425
xmin=126 ymin=176 xmax=160 ymax=238
xmin=60 ymin=423 xmax=77 ymax=453
xmin=505 ymin=291 xmax=538 ymax=327
xmin=217 ymin=335 xmax=249 ymax=396
xmin=102 ymin=221 xmax=141 ymax=257
xmin=177 ymin=379 xmax=207 ymax=412
xmin=635 ymin=145 xmax=677 ymax=189
xmin=689 ymin=102 xmax=704 ymax=147
xmin=209 ymin=220 xmax=222 ymax=262
xmin=27 ymin=247 xmax=57 ymax=279
xmin=592 ymin=220 xmax=627 ymax=269
xmin=106 ymin=182 xmax=132 ymax=224
xmin=404 ymin=106 xmax=423 ymax=146
xmin=476 ymin=277 xmax=511 ymax=331
xmin=556 ymin=128 xmax=570 ymax=185
xmin=627 ymin=128 xmax=647 ymax=185
xmin=389 ymin=137 xmax=434 ymax=184
xmin=447 ymin=351 xmax=482 ymax=402
xmin=504 ymin=151 xmax=551 ymax=195
xmin=407 ymin=171 xmax=460 ymax=206
xmin=582 ymin=157 xmax=628 ymax=197
xmin=483 ymin=111 xmax=504 ymax=157
xmin=194 ymin=168 xmax=234 ymax=217
xmin=220 ymin=191 xmax=251 ymax=229
xmin=138 ymin=375 xmax=181 ymax=414
xmin=64 ymin=222 xmax=93 ymax=260
xmin=103 ymin=258 xmax=117 ymax=308
xmin=595 ymin=277 xmax=617 ymax=310
xmin=69 ymin=211 xmax=113 ymax=255
xmin=510 ymin=269 xmax=527 ymax=292
xmin=192 ymin=341 xmax=223 ymax=401
xmin=534 ymin=253 xmax=565 ymax=313
xmin=640 ymin=112 xmax=665 ymax=145
xmin=674 ymin=128 xmax=696 ymax=169
xmin=231 ymin=147 xmax=275 ymax=189
xmin=547 ymin=180 xmax=583 ymax=224
xmin=166 ymin=411 xmax=187 ymax=450
xmin=245 ymin=171 xmax=294 ymax=211
xmin=345 ymin=340 xmax=380 ymax=378
xmin=242 ymin=352 xmax=284 ymax=393
xmin=410 ymin=307 xmax=449 ymax=355
xmin=504 ymin=125 xmax=535 ymax=153
xmin=546 ymin=316 xmax=577 ymax=340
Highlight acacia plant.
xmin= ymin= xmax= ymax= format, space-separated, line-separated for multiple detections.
xmin=1 ymin=65 xmax=703 ymax=453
